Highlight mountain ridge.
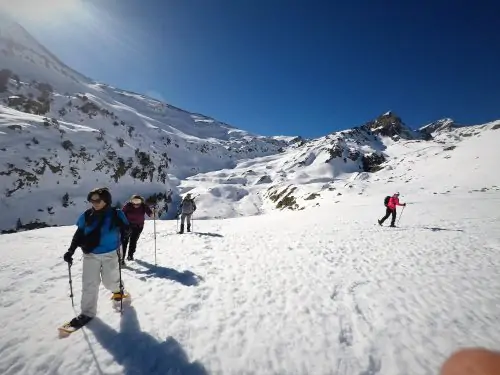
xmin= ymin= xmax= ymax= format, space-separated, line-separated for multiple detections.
xmin=0 ymin=19 xmax=498 ymax=233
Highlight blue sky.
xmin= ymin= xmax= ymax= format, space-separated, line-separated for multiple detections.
xmin=9 ymin=0 xmax=500 ymax=138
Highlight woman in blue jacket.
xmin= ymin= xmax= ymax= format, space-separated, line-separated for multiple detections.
xmin=63 ymin=187 xmax=129 ymax=328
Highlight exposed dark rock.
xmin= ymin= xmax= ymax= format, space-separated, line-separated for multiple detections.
xmin=361 ymin=153 xmax=386 ymax=172
xmin=362 ymin=111 xmax=415 ymax=140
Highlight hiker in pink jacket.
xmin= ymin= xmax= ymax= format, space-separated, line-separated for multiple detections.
xmin=121 ymin=195 xmax=154 ymax=262
xmin=378 ymin=192 xmax=406 ymax=227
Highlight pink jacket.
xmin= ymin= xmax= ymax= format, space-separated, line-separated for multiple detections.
xmin=387 ymin=196 xmax=404 ymax=210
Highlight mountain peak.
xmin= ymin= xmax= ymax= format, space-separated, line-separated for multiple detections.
xmin=362 ymin=111 xmax=415 ymax=140
xmin=418 ymin=118 xmax=456 ymax=135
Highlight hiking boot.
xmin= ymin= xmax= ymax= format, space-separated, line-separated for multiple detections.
xmin=127 ymin=255 xmax=134 ymax=261
xmin=69 ymin=314 xmax=93 ymax=328
xmin=378 ymin=219 xmax=383 ymax=226
xmin=187 ymin=225 xmax=191 ymax=232
xmin=179 ymin=224 xmax=184 ymax=234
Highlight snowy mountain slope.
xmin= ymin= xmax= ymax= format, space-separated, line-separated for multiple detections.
xmin=0 ymin=184 xmax=499 ymax=375
xmin=0 ymin=18 xmax=291 ymax=233
xmin=179 ymin=118 xmax=500 ymax=220
xmin=417 ymin=117 xmax=477 ymax=139
xmin=1 ymin=17 xmax=499 ymax=234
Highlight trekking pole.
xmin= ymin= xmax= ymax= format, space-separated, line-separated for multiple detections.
xmin=117 ymin=245 xmax=124 ymax=315
xmin=116 ymin=230 xmax=124 ymax=315
xmin=397 ymin=206 xmax=405 ymax=226
xmin=153 ymin=206 xmax=157 ymax=266
xmin=67 ymin=263 xmax=74 ymax=307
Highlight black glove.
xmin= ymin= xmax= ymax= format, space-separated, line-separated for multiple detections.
xmin=63 ymin=251 xmax=74 ymax=265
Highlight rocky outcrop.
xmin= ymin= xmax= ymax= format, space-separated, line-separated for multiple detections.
xmin=361 ymin=153 xmax=386 ymax=172
xmin=362 ymin=111 xmax=415 ymax=140
xmin=418 ymin=118 xmax=455 ymax=139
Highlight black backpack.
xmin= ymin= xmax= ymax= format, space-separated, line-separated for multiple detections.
xmin=84 ymin=207 xmax=123 ymax=227
xmin=81 ymin=207 xmax=123 ymax=253
xmin=384 ymin=196 xmax=390 ymax=207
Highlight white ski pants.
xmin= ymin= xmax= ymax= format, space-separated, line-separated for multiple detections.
xmin=81 ymin=250 xmax=122 ymax=317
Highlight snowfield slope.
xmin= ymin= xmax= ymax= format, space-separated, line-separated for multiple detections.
xmin=182 ymin=119 xmax=500 ymax=219
xmin=0 ymin=18 xmax=291 ymax=232
xmin=1 ymin=12 xmax=500 ymax=375
xmin=0 ymin=178 xmax=499 ymax=375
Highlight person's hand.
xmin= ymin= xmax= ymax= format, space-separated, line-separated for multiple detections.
xmin=63 ymin=251 xmax=73 ymax=265
xmin=441 ymin=348 xmax=500 ymax=375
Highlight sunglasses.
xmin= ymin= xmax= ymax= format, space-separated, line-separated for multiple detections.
xmin=131 ymin=198 xmax=142 ymax=205
xmin=89 ymin=198 xmax=103 ymax=204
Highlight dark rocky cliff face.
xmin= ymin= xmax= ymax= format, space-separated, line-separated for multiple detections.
xmin=362 ymin=111 xmax=416 ymax=140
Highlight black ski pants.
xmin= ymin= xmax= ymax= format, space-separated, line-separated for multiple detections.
xmin=380 ymin=207 xmax=397 ymax=226
xmin=123 ymin=224 xmax=143 ymax=258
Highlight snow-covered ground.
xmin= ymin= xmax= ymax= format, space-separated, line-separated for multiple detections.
xmin=1 ymin=185 xmax=499 ymax=375
xmin=1 ymin=14 xmax=500 ymax=375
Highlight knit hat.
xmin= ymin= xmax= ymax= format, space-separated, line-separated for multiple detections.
xmin=87 ymin=187 xmax=112 ymax=205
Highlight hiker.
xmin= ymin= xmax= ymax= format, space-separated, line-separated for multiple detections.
xmin=378 ymin=192 xmax=406 ymax=227
xmin=62 ymin=187 xmax=130 ymax=329
xmin=121 ymin=195 xmax=154 ymax=262
xmin=177 ymin=193 xmax=196 ymax=233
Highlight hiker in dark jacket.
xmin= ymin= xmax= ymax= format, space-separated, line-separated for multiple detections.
xmin=121 ymin=195 xmax=154 ymax=261
xmin=178 ymin=193 xmax=196 ymax=233
xmin=378 ymin=192 xmax=406 ymax=227
xmin=62 ymin=187 xmax=129 ymax=329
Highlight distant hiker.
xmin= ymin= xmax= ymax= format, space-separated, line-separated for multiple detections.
xmin=177 ymin=193 xmax=196 ymax=233
xmin=121 ymin=195 xmax=154 ymax=262
xmin=62 ymin=187 xmax=130 ymax=329
xmin=378 ymin=192 xmax=406 ymax=227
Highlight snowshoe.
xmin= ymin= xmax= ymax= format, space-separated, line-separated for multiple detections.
xmin=58 ymin=314 xmax=92 ymax=337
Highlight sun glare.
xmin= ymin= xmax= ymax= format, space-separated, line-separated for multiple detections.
xmin=1 ymin=0 xmax=150 ymax=62
xmin=0 ymin=0 xmax=84 ymax=25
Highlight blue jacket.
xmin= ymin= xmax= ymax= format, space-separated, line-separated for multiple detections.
xmin=70 ymin=208 xmax=129 ymax=254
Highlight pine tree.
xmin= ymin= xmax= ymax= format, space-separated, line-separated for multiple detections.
xmin=62 ymin=193 xmax=70 ymax=207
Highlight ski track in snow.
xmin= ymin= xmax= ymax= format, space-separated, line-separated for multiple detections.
xmin=1 ymin=194 xmax=500 ymax=375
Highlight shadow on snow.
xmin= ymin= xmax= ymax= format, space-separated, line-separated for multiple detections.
xmin=421 ymin=226 xmax=464 ymax=232
xmin=87 ymin=306 xmax=209 ymax=375
xmin=133 ymin=259 xmax=203 ymax=286
xmin=191 ymin=232 xmax=223 ymax=238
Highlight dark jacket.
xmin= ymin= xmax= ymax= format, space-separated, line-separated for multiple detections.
xmin=122 ymin=202 xmax=152 ymax=226
xmin=179 ymin=198 xmax=196 ymax=215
